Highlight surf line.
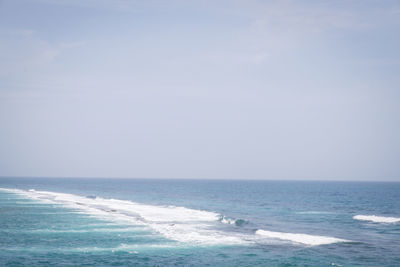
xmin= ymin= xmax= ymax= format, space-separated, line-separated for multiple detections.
xmin=1 ymin=188 xmax=350 ymax=246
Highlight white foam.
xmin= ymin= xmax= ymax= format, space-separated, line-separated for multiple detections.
xmin=353 ymin=215 xmax=400 ymax=223
xmin=0 ymin=188 xmax=247 ymax=245
xmin=220 ymin=216 xmax=236 ymax=225
xmin=219 ymin=216 xmax=247 ymax=227
xmin=255 ymin=229 xmax=348 ymax=246
xmin=0 ymin=187 xmax=350 ymax=247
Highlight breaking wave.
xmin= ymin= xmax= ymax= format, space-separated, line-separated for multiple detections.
xmin=0 ymin=188 xmax=247 ymax=245
xmin=0 ymin=188 xmax=349 ymax=246
xmin=353 ymin=215 xmax=400 ymax=223
xmin=219 ymin=216 xmax=248 ymax=226
xmin=255 ymin=230 xmax=348 ymax=246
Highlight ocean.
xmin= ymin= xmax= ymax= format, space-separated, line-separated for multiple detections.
xmin=0 ymin=178 xmax=399 ymax=266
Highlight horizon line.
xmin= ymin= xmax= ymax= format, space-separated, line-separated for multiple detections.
xmin=0 ymin=176 xmax=399 ymax=182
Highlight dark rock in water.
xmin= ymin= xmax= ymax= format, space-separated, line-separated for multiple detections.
xmin=110 ymin=209 xmax=117 ymax=212
xmin=234 ymin=219 xmax=247 ymax=226
xmin=76 ymin=202 xmax=84 ymax=205
xmin=86 ymin=195 xmax=97 ymax=199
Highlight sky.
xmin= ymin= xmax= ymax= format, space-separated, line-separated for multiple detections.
xmin=0 ymin=0 xmax=399 ymax=180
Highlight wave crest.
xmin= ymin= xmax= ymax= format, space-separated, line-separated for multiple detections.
xmin=0 ymin=188 xmax=350 ymax=247
xmin=219 ymin=216 xmax=248 ymax=226
xmin=353 ymin=215 xmax=400 ymax=223
xmin=0 ymin=188 xmax=247 ymax=245
xmin=255 ymin=229 xmax=348 ymax=246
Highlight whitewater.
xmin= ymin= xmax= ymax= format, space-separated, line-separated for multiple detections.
xmin=0 ymin=188 xmax=348 ymax=246
xmin=353 ymin=215 xmax=400 ymax=223
xmin=1 ymin=178 xmax=399 ymax=266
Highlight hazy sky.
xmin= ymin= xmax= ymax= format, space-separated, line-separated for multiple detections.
xmin=0 ymin=0 xmax=399 ymax=180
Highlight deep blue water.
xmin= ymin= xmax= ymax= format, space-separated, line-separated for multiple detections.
xmin=1 ymin=178 xmax=399 ymax=266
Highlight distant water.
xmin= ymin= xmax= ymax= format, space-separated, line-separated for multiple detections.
xmin=1 ymin=178 xmax=399 ymax=266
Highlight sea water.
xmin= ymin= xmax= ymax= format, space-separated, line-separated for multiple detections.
xmin=0 ymin=178 xmax=399 ymax=266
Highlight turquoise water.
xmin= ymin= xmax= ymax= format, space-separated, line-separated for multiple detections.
xmin=1 ymin=178 xmax=399 ymax=266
